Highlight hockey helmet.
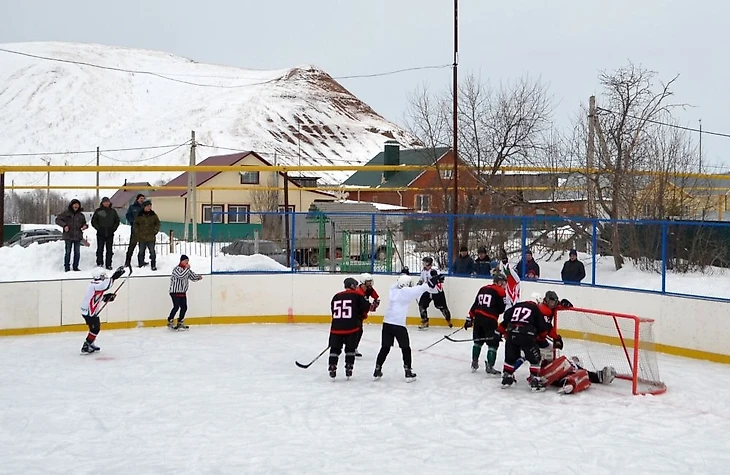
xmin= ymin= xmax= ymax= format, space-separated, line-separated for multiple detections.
xmin=544 ymin=290 xmax=560 ymax=308
xmin=422 ymin=256 xmax=434 ymax=266
xmin=343 ymin=277 xmax=359 ymax=289
xmin=492 ymin=272 xmax=507 ymax=284
xmin=358 ymin=273 xmax=374 ymax=285
xmin=92 ymin=269 xmax=107 ymax=281
xmin=397 ymin=274 xmax=412 ymax=288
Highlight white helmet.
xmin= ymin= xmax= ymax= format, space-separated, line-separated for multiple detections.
xmin=359 ymin=273 xmax=373 ymax=285
xmin=397 ymin=274 xmax=412 ymax=288
xmin=92 ymin=269 xmax=108 ymax=281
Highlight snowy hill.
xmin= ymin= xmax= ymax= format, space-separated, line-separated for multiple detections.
xmin=0 ymin=42 xmax=420 ymax=188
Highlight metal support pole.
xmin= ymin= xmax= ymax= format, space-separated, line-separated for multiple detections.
xmin=0 ymin=172 xmax=5 ymax=246
xmin=451 ymin=0 xmax=460 ymax=261
xmin=370 ymin=213 xmax=376 ymax=273
xmin=661 ymin=223 xmax=667 ymax=293
xmin=591 ymin=220 xmax=598 ymax=286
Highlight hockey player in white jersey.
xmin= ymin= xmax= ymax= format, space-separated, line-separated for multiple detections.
xmin=79 ymin=266 xmax=125 ymax=354
xmin=373 ymin=271 xmax=444 ymax=381
xmin=417 ymin=256 xmax=451 ymax=329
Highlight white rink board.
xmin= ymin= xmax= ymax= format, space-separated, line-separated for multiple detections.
xmin=0 ymin=274 xmax=729 ymax=359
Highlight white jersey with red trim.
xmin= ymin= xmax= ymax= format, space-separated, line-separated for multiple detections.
xmin=80 ymin=278 xmax=113 ymax=317
xmin=420 ymin=268 xmax=443 ymax=294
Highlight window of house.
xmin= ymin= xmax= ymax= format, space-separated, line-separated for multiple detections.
xmin=240 ymin=171 xmax=260 ymax=185
xmin=440 ymin=169 xmax=454 ymax=180
xmin=277 ymin=205 xmax=295 ymax=214
xmin=228 ymin=205 xmax=251 ymax=223
xmin=202 ymin=204 xmax=224 ymax=223
xmin=415 ymin=194 xmax=430 ymax=213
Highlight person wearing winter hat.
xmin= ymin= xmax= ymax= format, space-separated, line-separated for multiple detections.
xmin=55 ymin=198 xmax=89 ymax=272
xmin=452 ymin=245 xmax=475 ymax=276
xmin=561 ymin=249 xmax=586 ymax=284
xmin=91 ymin=197 xmax=120 ymax=270
xmin=473 ymin=246 xmax=492 ymax=276
xmin=167 ymin=255 xmax=203 ymax=330
xmin=124 ymin=194 xmax=146 ymax=267
xmin=132 ymin=200 xmax=160 ymax=270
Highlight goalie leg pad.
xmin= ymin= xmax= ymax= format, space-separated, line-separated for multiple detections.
xmin=562 ymin=369 xmax=591 ymax=394
xmin=540 ymin=355 xmax=573 ymax=386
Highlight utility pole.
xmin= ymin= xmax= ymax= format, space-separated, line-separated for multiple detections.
xmin=699 ymin=119 xmax=703 ymax=174
xmin=451 ymin=0 xmax=459 ymax=261
xmin=587 ymin=96 xmax=596 ymax=216
xmin=44 ymin=159 xmax=51 ymax=224
xmin=96 ymin=146 xmax=100 ymax=204
xmin=0 ymin=172 xmax=5 ymax=246
xmin=190 ymin=130 xmax=198 ymax=242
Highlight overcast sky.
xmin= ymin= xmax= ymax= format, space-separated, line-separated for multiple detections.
xmin=1 ymin=0 xmax=728 ymax=168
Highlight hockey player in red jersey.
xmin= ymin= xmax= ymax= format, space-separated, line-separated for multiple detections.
xmin=464 ymin=272 xmax=507 ymax=375
xmin=540 ymin=355 xmax=617 ymax=394
xmin=353 ymin=273 xmax=380 ymax=358
xmin=328 ymin=277 xmax=372 ymax=379
xmin=498 ymin=290 xmax=563 ymax=391
xmin=79 ymin=266 xmax=126 ymax=354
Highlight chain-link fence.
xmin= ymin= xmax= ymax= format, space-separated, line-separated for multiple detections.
xmin=204 ymin=210 xmax=730 ymax=301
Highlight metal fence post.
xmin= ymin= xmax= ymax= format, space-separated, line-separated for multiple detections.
xmin=209 ymin=212 xmax=215 ymax=273
xmin=447 ymin=214 xmax=455 ymax=273
xmin=370 ymin=213 xmax=376 ymax=273
xmin=520 ymin=217 xmax=527 ymax=279
xmin=591 ymin=219 xmax=597 ymax=286
xmin=290 ymin=211 xmax=297 ymax=273
xmin=661 ymin=222 xmax=668 ymax=293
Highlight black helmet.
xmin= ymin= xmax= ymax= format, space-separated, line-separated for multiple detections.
xmin=544 ymin=290 xmax=559 ymax=308
xmin=400 ymin=266 xmax=410 ymax=275
xmin=344 ymin=277 xmax=359 ymax=289
xmin=422 ymin=256 xmax=434 ymax=266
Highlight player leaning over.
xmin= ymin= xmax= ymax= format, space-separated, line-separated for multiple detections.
xmin=498 ymin=290 xmax=563 ymax=391
xmin=80 ymin=266 xmax=125 ymax=354
xmin=374 ymin=272 xmax=442 ymax=381
xmin=540 ymin=354 xmax=617 ymax=394
xmin=353 ymin=273 xmax=380 ymax=358
xmin=464 ymin=272 xmax=507 ymax=375
xmin=328 ymin=278 xmax=372 ymax=380
xmin=418 ymin=257 xmax=452 ymax=329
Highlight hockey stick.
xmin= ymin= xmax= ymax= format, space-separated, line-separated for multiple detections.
xmin=444 ymin=335 xmax=495 ymax=343
xmin=295 ymin=346 xmax=330 ymax=369
xmin=96 ymin=265 xmax=132 ymax=316
xmin=417 ymin=327 xmax=462 ymax=352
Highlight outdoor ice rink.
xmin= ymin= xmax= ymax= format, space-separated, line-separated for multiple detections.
xmin=1 ymin=323 xmax=728 ymax=475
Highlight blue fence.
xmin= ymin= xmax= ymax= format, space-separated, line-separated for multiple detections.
xmin=209 ymin=210 xmax=730 ymax=302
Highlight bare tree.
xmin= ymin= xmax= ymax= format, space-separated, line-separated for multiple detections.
xmin=251 ymin=172 xmax=282 ymax=241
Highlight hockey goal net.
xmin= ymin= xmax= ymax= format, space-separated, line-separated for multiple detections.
xmin=554 ymin=307 xmax=667 ymax=395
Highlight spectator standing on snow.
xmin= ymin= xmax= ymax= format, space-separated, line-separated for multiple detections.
xmin=91 ymin=197 xmax=120 ymax=270
xmin=132 ymin=200 xmax=160 ymax=270
xmin=55 ymin=199 xmax=88 ymax=272
xmin=515 ymin=249 xmax=540 ymax=280
xmin=561 ymin=249 xmax=586 ymax=284
xmin=124 ymin=194 xmax=145 ymax=267
xmin=473 ymin=247 xmax=492 ymax=276
xmin=452 ymin=245 xmax=475 ymax=276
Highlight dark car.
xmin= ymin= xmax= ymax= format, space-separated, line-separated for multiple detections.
xmin=6 ymin=228 xmax=63 ymax=248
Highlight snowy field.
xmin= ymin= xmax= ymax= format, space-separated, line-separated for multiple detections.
xmin=1 ymin=324 xmax=729 ymax=475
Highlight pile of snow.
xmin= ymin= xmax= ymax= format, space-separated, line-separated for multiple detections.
xmin=212 ymin=254 xmax=288 ymax=273
xmin=0 ymin=42 xmax=419 ymax=186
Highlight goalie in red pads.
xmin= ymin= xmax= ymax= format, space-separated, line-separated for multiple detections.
xmin=541 ymin=355 xmax=617 ymax=394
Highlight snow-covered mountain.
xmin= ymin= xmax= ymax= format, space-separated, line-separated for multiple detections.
xmin=0 ymin=42 xmax=419 ymax=189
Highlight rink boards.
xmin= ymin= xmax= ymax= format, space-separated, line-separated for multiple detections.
xmin=0 ymin=273 xmax=728 ymax=363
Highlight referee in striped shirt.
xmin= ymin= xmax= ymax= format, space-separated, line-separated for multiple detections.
xmin=168 ymin=254 xmax=203 ymax=330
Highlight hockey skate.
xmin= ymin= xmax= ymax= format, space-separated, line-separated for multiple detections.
xmin=501 ymin=372 xmax=516 ymax=388
xmin=404 ymin=366 xmax=417 ymax=382
xmin=328 ymin=364 xmax=337 ymax=379
xmin=174 ymin=320 xmax=189 ymax=331
xmin=355 ymin=350 xmax=363 ymax=358
xmin=471 ymin=359 xmax=479 ymax=372
xmin=88 ymin=342 xmax=101 ymax=352
xmin=80 ymin=341 xmax=96 ymax=355
xmin=601 ymin=366 xmax=617 ymax=384
xmin=418 ymin=320 xmax=429 ymax=330
xmin=373 ymin=365 xmax=383 ymax=380
xmin=167 ymin=320 xmax=175 ymax=330
xmin=530 ymin=376 xmax=547 ymax=392
xmin=345 ymin=364 xmax=353 ymax=380
xmin=485 ymin=363 xmax=501 ymax=376
xmin=446 ymin=318 xmax=453 ymax=328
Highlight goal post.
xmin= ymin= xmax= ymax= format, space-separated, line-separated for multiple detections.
xmin=554 ymin=307 xmax=667 ymax=396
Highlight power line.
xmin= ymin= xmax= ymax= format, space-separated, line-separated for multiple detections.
xmin=333 ymin=64 xmax=451 ymax=80
xmin=100 ymin=142 xmax=191 ymax=163
xmin=0 ymin=143 xmax=188 ymax=158
xmin=596 ymin=107 xmax=730 ymax=139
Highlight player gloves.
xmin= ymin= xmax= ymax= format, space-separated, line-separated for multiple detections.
xmin=102 ymin=293 xmax=116 ymax=302
xmin=370 ymin=299 xmax=381 ymax=312
xmin=560 ymin=298 xmax=573 ymax=308
xmin=111 ymin=266 xmax=126 ymax=280
xmin=553 ymin=335 xmax=564 ymax=350
xmin=463 ymin=317 xmax=473 ymax=330
xmin=400 ymin=266 xmax=410 ymax=275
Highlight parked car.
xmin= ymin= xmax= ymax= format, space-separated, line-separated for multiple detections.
xmin=221 ymin=239 xmax=298 ymax=268
xmin=6 ymin=228 xmax=63 ymax=248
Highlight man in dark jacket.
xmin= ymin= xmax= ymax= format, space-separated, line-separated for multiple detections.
xmin=124 ymin=194 xmax=145 ymax=267
xmin=91 ymin=197 xmax=120 ymax=270
xmin=55 ymin=199 xmax=88 ymax=272
xmin=515 ymin=249 xmax=540 ymax=280
xmin=561 ymin=249 xmax=586 ymax=284
xmin=133 ymin=200 xmax=160 ymax=270
xmin=452 ymin=246 xmax=475 ymax=276
xmin=473 ymin=247 xmax=492 ymax=276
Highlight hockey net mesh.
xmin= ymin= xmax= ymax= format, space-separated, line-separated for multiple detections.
xmin=554 ymin=307 xmax=667 ymax=395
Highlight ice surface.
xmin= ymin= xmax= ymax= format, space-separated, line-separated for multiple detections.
xmin=1 ymin=324 xmax=729 ymax=474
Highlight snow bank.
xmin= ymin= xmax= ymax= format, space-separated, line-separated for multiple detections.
xmin=212 ymin=254 xmax=288 ymax=273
